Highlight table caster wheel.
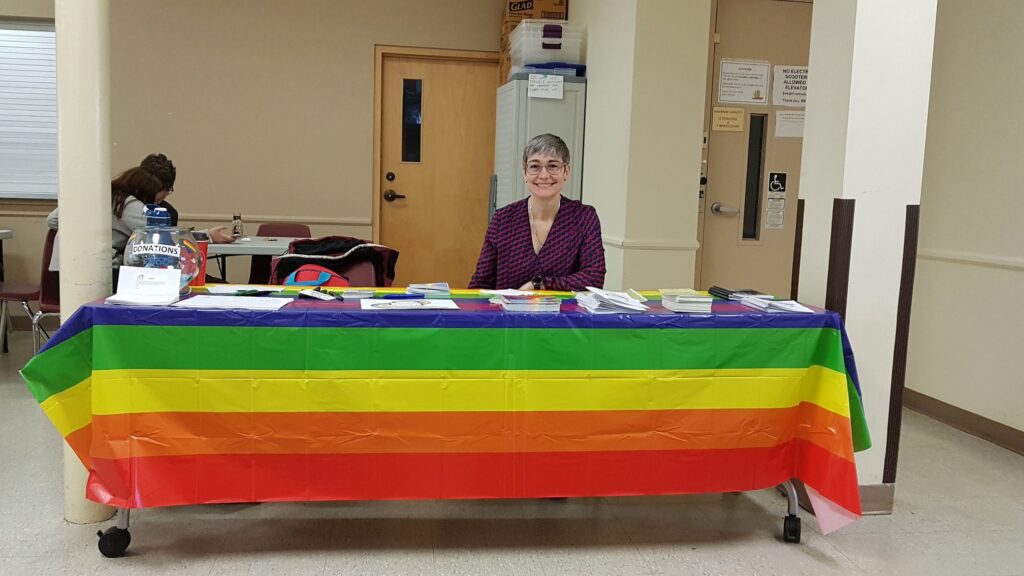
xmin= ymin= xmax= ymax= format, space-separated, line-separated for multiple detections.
xmin=97 ymin=526 xmax=131 ymax=558
xmin=783 ymin=514 xmax=801 ymax=543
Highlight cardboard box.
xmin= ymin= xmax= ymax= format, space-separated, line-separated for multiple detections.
xmin=502 ymin=0 xmax=568 ymax=23
xmin=498 ymin=50 xmax=512 ymax=83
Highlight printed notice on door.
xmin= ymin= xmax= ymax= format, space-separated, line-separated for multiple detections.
xmin=712 ymin=107 xmax=745 ymax=132
xmin=773 ymin=66 xmax=808 ymax=107
xmin=528 ymin=74 xmax=564 ymax=99
xmin=719 ymin=60 xmax=770 ymax=105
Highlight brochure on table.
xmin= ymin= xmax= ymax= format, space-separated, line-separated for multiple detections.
xmin=105 ymin=266 xmax=181 ymax=306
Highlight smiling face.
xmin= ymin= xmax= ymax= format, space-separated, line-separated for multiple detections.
xmin=524 ymin=153 xmax=570 ymax=202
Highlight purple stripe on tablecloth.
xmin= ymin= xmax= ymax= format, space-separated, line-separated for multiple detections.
xmin=82 ymin=298 xmax=845 ymax=332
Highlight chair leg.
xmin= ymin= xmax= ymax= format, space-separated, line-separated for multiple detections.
xmin=1 ymin=300 xmax=8 ymax=354
xmin=31 ymin=311 xmax=41 ymax=355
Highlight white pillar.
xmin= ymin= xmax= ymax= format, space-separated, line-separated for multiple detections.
xmin=56 ymin=0 xmax=114 ymax=524
xmin=571 ymin=0 xmax=710 ymax=290
xmin=799 ymin=0 xmax=937 ymax=486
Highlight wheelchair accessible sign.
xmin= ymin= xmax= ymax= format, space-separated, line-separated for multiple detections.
xmin=766 ymin=172 xmax=787 ymax=230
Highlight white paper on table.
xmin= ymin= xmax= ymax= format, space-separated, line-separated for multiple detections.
xmin=360 ymin=299 xmax=460 ymax=311
xmin=478 ymin=289 xmax=536 ymax=296
xmin=105 ymin=266 xmax=181 ymax=306
xmin=171 ymin=295 xmax=291 ymax=311
xmin=205 ymin=284 xmax=287 ymax=294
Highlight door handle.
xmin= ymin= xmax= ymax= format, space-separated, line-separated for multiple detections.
xmin=710 ymin=202 xmax=739 ymax=215
xmin=383 ymin=189 xmax=406 ymax=202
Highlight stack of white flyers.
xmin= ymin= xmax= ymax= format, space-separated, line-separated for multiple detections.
xmin=741 ymin=296 xmax=814 ymax=313
xmin=576 ymin=287 xmax=648 ymax=314
xmin=407 ymin=282 xmax=451 ymax=297
xmin=659 ymin=288 xmax=713 ymax=313
xmin=495 ymin=294 xmax=561 ymax=313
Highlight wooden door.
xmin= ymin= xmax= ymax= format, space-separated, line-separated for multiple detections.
xmin=377 ymin=50 xmax=497 ymax=287
xmin=697 ymin=0 xmax=812 ymax=297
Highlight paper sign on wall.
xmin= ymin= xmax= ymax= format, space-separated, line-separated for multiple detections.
xmin=712 ymin=107 xmax=745 ymax=131
xmin=765 ymin=209 xmax=785 ymax=229
xmin=528 ymin=74 xmax=563 ymax=99
xmin=775 ymin=111 xmax=805 ymax=138
xmin=719 ymin=60 xmax=770 ymax=105
xmin=773 ymin=65 xmax=808 ymax=107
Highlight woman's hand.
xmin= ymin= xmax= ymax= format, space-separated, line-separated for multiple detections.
xmin=208 ymin=226 xmax=236 ymax=244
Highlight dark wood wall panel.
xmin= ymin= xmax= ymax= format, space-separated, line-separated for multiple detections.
xmin=825 ymin=199 xmax=856 ymax=318
xmin=883 ymin=205 xmax=920 ymax=483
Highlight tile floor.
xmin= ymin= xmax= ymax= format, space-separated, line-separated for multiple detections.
xmin=2 ymin=330 xmax=1023 ymax=575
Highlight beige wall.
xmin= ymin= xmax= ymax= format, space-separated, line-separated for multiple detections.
xmin=907 ymin=0 xmax=1024 ymax=430
xmin=0 ymin=0 xmax=51 ymax=19
xmin=0 ymin=0 xmax=501 ymax=291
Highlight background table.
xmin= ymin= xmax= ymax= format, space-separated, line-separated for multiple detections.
xmin=22 ymin=291 xmax=869 ymax=521
xmin=205 ymin=236 xmax=299 ymax=278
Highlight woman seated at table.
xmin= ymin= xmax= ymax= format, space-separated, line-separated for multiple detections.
xmin=47 ymin=166 xmax=234 ymax=272
xmin=469 ymin=133 xmax=605 ymax=291
xmin=46 ymin=167 xmax=165 ymax=270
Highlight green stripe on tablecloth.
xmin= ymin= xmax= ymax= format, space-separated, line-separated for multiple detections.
xmin=92 ymin=325 xmax=848 ymax=373
xmin=848 ymin=374 xmax=872 ymax=451
xmin=21 ymin=328 xmax=94 ymax=402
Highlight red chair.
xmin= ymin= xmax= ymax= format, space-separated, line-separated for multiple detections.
xmin=246 ymin=222 xmax=312 ymax=284
xmin=31 ymin=229 xmax=60 ymax=353
xmin=0 ymin=272 xmax=39 ymax=354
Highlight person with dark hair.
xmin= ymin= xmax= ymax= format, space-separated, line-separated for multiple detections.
xmin=138 ymin=152 xmax=234 ymax=243
xmin=469 ymin=133 xmax=605 ymax=291
xmin=46 ymin=167 xmax=166 ymax=269
xmin=139 ymin=153 xmax=179 ymax=225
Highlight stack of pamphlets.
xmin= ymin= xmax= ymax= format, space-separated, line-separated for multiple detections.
xmin=575 ymin=287 xmax=648 ymax=314
xmin=740 ymin=296 xmax=814 ymax=313
xmin=659 ymin=288 xmax=713 ymax=313
xmin=708 ymin=286 xmax=774 ymax=301
xmin=495 ymin=294 xmax=562 ymax=313
xmin=407 ymin=282 xmax=451 ymax=297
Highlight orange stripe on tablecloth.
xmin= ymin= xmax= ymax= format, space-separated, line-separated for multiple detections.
xmin=65 ymin=423 xmax=92 ymax=468
xmin=88 ymin=402 xmax=852 ymax=461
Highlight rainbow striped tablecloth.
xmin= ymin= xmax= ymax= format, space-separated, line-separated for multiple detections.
xmin=21 ymin=293 xmax=869 ymax=519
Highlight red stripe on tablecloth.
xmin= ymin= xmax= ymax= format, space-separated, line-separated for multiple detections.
xmin=86 ymin=438 xmax=860 ymax=515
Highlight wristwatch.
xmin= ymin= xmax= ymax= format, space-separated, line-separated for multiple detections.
xmin=531 ymin=275 xmax=544 ymax=290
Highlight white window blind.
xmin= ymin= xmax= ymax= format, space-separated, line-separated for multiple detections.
xmin=0 ymin=21 xmax=56 ymax=200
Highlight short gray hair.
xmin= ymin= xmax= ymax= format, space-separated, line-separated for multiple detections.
xmin=522 ymin=133 xmax=570 ymax=168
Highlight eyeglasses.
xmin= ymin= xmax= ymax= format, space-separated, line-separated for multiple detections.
xmin=526 ymin=161 xmax=566 ymax=176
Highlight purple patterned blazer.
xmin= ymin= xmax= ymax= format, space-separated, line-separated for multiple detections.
xmin=468 ymin=196 xmax=605 ymax=291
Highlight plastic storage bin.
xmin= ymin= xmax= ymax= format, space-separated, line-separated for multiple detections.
xmin=509 ymin=20 xmax=584 ymax=66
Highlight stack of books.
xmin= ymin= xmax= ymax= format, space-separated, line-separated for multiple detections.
xmin=576 ymin=287 xmax=648 ymax=314
xmin=495 ymin=294 xmax=562 ymax=313
xmin=407 ymin=282 xmax=451 ymax=297
xmin=740 ymin=296 xmax=814 ymax=313
xmin=708 ymin=286 xmax=774 ymax=301
xmin=659 ymin=289 xmax=713 ymax=314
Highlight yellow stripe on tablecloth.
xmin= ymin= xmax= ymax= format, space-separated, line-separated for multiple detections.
xmin=38 ymin=376 xmax=92 ymax=437
xmin=90 ymin=366 xmax=850 ymax=417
